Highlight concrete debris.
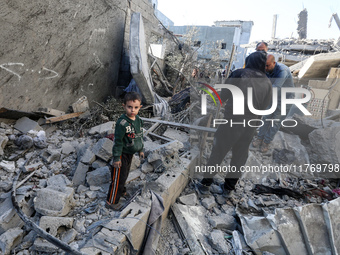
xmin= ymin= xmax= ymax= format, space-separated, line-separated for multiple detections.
xmin=61 ymin=141 xmax=76 ymax=155
xmin=92 ymin=138 xmax=113 ymax=162
xmin=208 ymin=214 xmax=237 ymax=231
xmin=0 ymin=227 xmax=24 ymax=255
xmin=146 ymin=140 xmax=183 ymax=173
xmin=201 ymin=196 xmax=217 ymax=210
xmin=14 ymin=117 xmax=42 ymax=134
xmin=298 ymin=52 xmax=340 ymax=79
xmin=34 ymin=187 xmax=75 ymax=217
xmin=209 ymin=230 xmax=231 ymax=254
xmin=0 ymin=94 xmax=339 ymax=255
xmin=309 ymin=126 xmax=340 ymax=164
xmin=39 ymin=216 xmax=74 ymax=237
xmin=86 ymin=166 xmax=111 ymax=186
xmin=88 ymin=121 xmax=115 ymax=137
xmin=177 ymin=193 xmax=198 ymax=206
xmin=72 ymin=162 xmax=90 ymax=186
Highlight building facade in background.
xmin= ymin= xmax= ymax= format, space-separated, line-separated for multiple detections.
xmin=169 ymin=21 xmax=253 ymax=69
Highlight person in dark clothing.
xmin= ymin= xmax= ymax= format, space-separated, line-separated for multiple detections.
xmin=252 ymin=54 xmax=295 ymax=153
xmin=198 ymin=51 xmax=272 ymax=194
xmin=106 ymin=92 xmax=144 ymax=210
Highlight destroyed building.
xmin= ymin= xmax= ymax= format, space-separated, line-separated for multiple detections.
xmin=169 ymin=20 xmax=253 ymax=69
xmin=1 ymin=1 xmax=340 ymax=255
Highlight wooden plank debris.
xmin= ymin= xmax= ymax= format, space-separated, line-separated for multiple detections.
xmin=44 ymin=112 xmax=84 ymax=124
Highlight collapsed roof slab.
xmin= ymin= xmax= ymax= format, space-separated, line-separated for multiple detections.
xmin=129 ymin=13 xmax=155 ymax=104
xmin=298 ymin=52 xmax=340 ymax=79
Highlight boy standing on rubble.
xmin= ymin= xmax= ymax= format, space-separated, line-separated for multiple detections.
xmin=106 ymin=92 xmax=144 ymax=210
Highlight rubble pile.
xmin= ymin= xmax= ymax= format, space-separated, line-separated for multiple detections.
xmin=0 ymin=110 xmax=191 ymax=254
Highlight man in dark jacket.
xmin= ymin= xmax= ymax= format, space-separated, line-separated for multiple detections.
xmin=252 ymin=54 xmax=295 ymax=153
xmin=198 ymin=51 xmax=272 ymax=194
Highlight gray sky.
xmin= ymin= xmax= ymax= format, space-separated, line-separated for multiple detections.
xmin=157 ymin=0 xmax=340 ymax=42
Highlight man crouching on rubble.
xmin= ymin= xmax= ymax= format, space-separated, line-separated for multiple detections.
xmin=106 ymin=92 xmax=144 ymax=210
xmin=197 ymin=51 xmax=272 ymax=195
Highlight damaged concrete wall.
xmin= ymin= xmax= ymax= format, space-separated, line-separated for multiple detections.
xmin=0 ymin=0 xmax=128 ymax=112
xmin=118 ymin=0 xmax=163 ymax=90
xmin=1 ymin=0 xmax=161 ymax=112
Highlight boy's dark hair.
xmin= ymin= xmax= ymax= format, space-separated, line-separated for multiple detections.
xmin=124 ymin=91 xmax=142 ymax=104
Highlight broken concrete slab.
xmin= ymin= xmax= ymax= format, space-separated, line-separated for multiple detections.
xmin=61 ymin=141 xmax=75 ymax=155
xmin=86 ymin=166 xmax=111 ymax=186
xmin=172 ymin=203 xmax=211 ymax=255
xmin=80 ymin=148 xmax=96 ymax=165
xmin=298 ymin=52 xmax=340 ymax=79
xmin=92 ymin=138 xmax=113 ymax=162
xmin=294 ymin=203 xmax=332 ymax=255
xmin=72 ymin=162 xmax=90 ymax=186
xmin=0 ymin=193 xmax=34 ymax=235
xmin=322 ymin=197 xmax=340 ymax=255
xmin=60 ymin=228 xmax=78 ymax=244
xmin=129 ymin=12 xmax=155 ymax=104
xmin=91 ymin=159 xmax=107 ymax=169
xmin=208 ymin=214 xmax=236 ymax=231
xmin=177 ymin=193 xmax=198 ymax=206
xmin=0 ymin=227 xmax=24 ymax=255
xmin=308 ymin=126 xmax=340 ymax=165
xmin=88 ymin=121 xmax=115 ymax=137
xmin=33 ymin=238 xmax=59 ymax=253
xmin=47 ymin=174 xmax=72 ymax=189
xmin=14 ymin=117 xmax=42 ymax=134
xmin=39 ymin=216 xmax=73 ymax=237
xmin=209 ymin=230 xmax=231 ymax=254
xmin=34 ymin=187 xmax=75 ymax=216
xmin=40 ymin=148 xmax=61 ymax=164
xmin=201 ymin=196 xmax=217 ymax=210
xmin=146 ymin=140 xmax=183 ymax=164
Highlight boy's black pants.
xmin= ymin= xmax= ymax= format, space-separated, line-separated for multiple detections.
xmin=107 ymin=153 xmax=133 ymax=204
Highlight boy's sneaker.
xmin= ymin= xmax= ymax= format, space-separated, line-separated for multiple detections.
xmin=105 ymin=201 xmax=123 ymax=211
xmin=196 ymin=182 xmax=210 ymax=195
